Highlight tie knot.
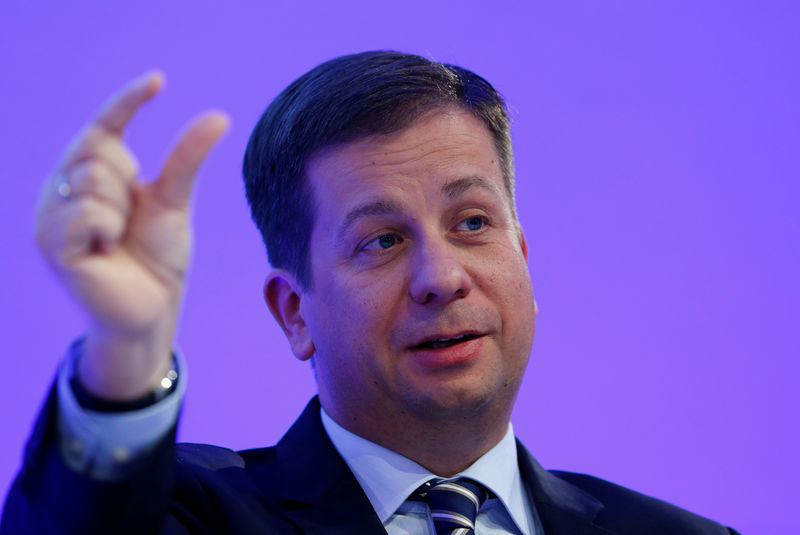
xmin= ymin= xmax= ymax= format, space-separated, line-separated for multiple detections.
xmin=420 ymin=477 xmax=488 ymax=535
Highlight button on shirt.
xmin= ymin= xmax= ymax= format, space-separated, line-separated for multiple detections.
xmin=321 ymin=409 xmax=542 ymax=535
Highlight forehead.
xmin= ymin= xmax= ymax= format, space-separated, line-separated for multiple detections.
xmin=305 ymin=109 xmax=505 ymax=224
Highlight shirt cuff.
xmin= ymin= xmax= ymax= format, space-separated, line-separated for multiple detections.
xmin=55 ymin=339 xmax=187 ymax=481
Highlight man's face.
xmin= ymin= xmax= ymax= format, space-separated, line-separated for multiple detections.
xmin=295 ymin=109 xmax=536 ymax=439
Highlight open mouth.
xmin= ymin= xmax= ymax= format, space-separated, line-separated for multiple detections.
xmin=412 ymin=333 xmax=480 ymax=350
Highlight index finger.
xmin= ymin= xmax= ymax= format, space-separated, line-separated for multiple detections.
xmin=92 ymin=70 xmax=165 ymax=137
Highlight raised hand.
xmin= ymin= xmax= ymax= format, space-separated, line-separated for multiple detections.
xmin=36 ymin=72 xmax=229 ymax=400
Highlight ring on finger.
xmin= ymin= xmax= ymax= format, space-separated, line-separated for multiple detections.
xmin=54 ymin=174 xmax=73 ymax=200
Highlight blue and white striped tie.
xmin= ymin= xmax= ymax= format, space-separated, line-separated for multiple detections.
xmin=421 ymin=477 xmax=488 ymax=535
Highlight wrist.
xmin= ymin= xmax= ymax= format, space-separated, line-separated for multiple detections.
xmin=70 ymin=345 xmax=179 ymax=412
xmin=79 ymin=329 xmax=176 ymax=400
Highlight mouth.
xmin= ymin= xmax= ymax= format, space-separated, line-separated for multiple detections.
xmin=410 ymin=333 xmax=482 ymax=350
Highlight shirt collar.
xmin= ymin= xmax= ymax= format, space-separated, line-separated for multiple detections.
xmin=320 ymin=407 xmax=529 ymax=533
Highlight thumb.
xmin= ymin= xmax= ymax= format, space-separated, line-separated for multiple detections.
xmin=153 ymin=111 xmax=230 ymax=208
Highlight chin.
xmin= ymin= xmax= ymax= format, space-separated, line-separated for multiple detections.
xmin=402 ymin=383 xmax=505 ymax=422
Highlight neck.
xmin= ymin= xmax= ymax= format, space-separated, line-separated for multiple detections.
xmin=392 ymin=418 xmax=510 ymax=477
xmin=323 ymin=397 xmax=513 ymax=477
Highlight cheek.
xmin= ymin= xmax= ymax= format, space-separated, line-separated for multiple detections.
xmin=319 ymin=273 xmax=400 ymax=343
xmin=350 ymin=261 xmax=406 ymax=305
xmin=479 ymin=249 xmax=535 ymax=337
xmin=478 ymin=246 xmax=530 ymax=293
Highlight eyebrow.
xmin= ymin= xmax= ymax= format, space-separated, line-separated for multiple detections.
xmin=339 ymin=176 xmax=499 ymax=235
xmin=341 ymin=200 xmax=402 ymax=235
xmin=441 ymin=176 xmax=498 ymax=199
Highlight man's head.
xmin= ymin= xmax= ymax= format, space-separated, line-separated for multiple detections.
xmin=246 ymin=52 xmax=536 ymax=464
xmin=243 ymin=50 xmax=515 ymax=289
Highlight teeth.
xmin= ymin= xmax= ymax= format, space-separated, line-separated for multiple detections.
xmin=432 ymin=334 xmax=467 ymax=343
xmin=414 ymin=333 xmax=475 ymax=349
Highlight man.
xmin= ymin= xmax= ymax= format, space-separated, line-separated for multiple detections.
xmin=2 ymin=51 xmax=738 ymax=534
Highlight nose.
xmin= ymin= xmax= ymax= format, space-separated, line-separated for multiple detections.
xmin=408 ymin=239 xmax=472 ymax=305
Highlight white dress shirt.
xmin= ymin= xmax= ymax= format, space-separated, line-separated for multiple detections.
xmin=321 ymin=409 xmax=541 ymax=535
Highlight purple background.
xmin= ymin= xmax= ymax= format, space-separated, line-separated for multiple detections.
xmin=1 ymin=2 xmax=797 ymax=532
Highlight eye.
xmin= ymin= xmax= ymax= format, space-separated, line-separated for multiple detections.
xmin=455 ymin=215 xmax=487 ymax=231
xmin=362 ymin=233 xmax=403 ymax=251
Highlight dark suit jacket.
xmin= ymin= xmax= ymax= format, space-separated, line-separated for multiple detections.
xmin=2 ymin=394 xmax=739 ymax=534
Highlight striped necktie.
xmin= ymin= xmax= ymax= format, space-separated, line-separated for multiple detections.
xmin=419 ymin=477 xmax=488 ymax=535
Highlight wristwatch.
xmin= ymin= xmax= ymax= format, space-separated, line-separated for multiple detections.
xmin=70 ymin=357 xmax=179 ymax=413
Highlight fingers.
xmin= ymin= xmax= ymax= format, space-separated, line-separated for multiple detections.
xmin=55 ymin=70 xmax=164 ymax=180
xmin=56 ymin=160 xmax=132 ymax=214
xmin=152 ymin=111 xmax=230 ymax=208
xmin=93 ymin=70 xmax=164 ymax=137
xmin=37 ymin=71 xmax=229 ymax=278
xmin=39 ymin=71 xmax=166 ymax=264
xmin=38 ymin=159 xmax=133 ymax=262
xmin=37 ymin=194 xmax=127 ymax=266
xmin=59 ymin=126 xmax=140 ymax=180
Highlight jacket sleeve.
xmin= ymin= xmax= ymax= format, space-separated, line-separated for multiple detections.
xmin=1 ymin=361 xmax=187 ymax=535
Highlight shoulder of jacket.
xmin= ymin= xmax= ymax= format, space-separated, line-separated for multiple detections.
xmin=547 ymin=470 xmax=736 ymax=535
xmin=175 ymin=442 xmax=278 ymax=471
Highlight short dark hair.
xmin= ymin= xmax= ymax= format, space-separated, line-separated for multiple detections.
xmin=243 ymin=50 xmax=514 ymax=288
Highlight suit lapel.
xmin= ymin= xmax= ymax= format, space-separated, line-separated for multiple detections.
xmin=274 ymin=397 xmax=387 ymax=535
xmin=517 ymin=439 xmax=613 ymax=535
xmin=272 ymin=399 xmax=614 ymax=535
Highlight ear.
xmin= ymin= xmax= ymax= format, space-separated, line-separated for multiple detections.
xmin=264 ymin=269 xmax=315 ymax=361
xmin=517 ymin=224 xmax=529 ymax=260
xmin=517 ymin=226 xmax=537 ymax=318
